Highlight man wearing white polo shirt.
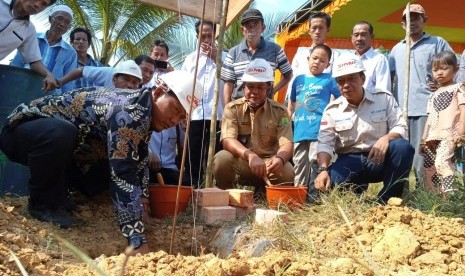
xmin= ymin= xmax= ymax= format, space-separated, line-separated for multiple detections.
xmin=351 ymin=21 xmax=391 ymax=92
xmin=182 ymin=20 xmax=226 ymax=187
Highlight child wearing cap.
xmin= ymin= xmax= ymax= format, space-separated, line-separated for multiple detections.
xmin=287 ymin=45 xmax=340 ymax=197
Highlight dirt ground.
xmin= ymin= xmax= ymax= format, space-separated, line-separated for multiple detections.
xmin=1 ymin=193 xmax=465 ymax=275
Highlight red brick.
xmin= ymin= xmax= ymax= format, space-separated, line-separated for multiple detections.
xmin=232 ymin=205 xmax=255 ymax=219
xmin=193 ymin=188 xmax=229 ymax=207
xmin=255 ymin=208 xmax=288 ymax=225
xmin=226 ymin=189 xmax=254 ymax=207
xmin=200 ymin=206 xmax=236 ymax=224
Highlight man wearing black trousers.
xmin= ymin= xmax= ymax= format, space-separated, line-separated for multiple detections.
xmin=181 ymin=20 xmax=226 ymax=187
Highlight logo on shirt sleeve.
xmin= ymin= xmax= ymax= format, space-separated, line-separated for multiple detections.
xmin=281 ymin=115 xmax=290 ymax=126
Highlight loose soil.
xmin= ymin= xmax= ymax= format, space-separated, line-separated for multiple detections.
xmin=1 ymin=193 xmax=465 ymax=275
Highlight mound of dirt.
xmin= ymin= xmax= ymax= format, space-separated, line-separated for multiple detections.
xmin=0 ymin=194 xmax=464 ymax=275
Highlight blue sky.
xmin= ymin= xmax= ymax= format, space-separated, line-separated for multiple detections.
xmin=255 ymin=0 xmax=306 ymax=15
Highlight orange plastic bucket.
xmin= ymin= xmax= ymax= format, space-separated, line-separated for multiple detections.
xmin=149 ymin=185 xmax=192 ymax=218
xmin=265 ymin=186 xmax=307 ymax=210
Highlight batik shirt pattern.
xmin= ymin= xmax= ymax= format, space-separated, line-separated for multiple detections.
xmin=6 ymin=87 xmax=153 ymax=238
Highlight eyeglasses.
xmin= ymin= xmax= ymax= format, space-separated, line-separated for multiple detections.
xmin=53 ymin=15 xmax=72 ymax=25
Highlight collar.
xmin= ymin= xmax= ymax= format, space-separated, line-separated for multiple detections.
xmin=338 ymin=88 xmax=373 ymax=110
xmin=401 ymin=32 xmax=430 ymax=44
xmin=243 ymin=97 xmax=270 ymax=113
xmin=38 ymin=32 xmax=67 ymax=48
xmin=78 ymin=54 xmax=97 ymax=66
xmin=196 ymin=50 xmax=215 ymax=62
xmin=357 ymin=47 xmax=375 ymax=59
xmin=8 ymin=0 xmax=29 ymax=20
xmin=240 ymin=36 xmax=266 ymax=52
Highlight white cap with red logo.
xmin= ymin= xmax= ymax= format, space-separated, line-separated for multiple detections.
xmin=159 ymin=70 xmax=202 ymax=115
xmin=332 ymin=54 xmax=365 ymax=78
xmin=241 ymin=58 xmax=274 ymax=83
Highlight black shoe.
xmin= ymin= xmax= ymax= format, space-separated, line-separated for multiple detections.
xmin=28 ymin=204 xmax=80 ymax=229
xmin=64 ymin=199 xmax=77 ymax=213
xmin=64 ymin=188 xmax=79 ymax=213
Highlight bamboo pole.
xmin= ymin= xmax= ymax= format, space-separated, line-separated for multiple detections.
xmin=402 ymin=3 xmax=411 ymax=195
xmin=205 ymin=0 xmax=229 ymax=188
xmin=170 ymin=0 xmax=208 ymax=254
xmin=402 ymin=2 xmax=411 ymax=126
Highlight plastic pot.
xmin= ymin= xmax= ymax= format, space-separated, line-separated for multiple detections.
xmin=265 ymin=186 xmax=307 ymax=210
xmin=148 ymin=185 xmax=192 ymax=218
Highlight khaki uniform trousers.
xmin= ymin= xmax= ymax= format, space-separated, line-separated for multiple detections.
xmin=213 ymin=150 xmax=294 ymax=189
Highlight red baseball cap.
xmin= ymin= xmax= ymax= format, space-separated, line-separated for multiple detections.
xmin=402 ymin=4 xmax=426 ymax=17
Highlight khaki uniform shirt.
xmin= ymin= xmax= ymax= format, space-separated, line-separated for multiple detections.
xmin=221 ymin=98 xmax=293 ymax=158
xmin=317 ymin=90 xmax=407 ymax=155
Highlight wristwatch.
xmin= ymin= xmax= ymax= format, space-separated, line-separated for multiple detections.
xmin=128 ymin=234 xmax=147 ymax=249
xmin=317 ymin=166 xmax=328 ymax=174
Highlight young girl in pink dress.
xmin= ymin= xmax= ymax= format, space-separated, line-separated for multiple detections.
xmin=420 ymin=51 xmax=465 ymax=194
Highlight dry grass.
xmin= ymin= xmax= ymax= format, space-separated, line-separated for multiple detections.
xmin=53 ymin=234 xmax=108 ymax=276
xmin=246 ymin=169 xmax=465 ymax=261
xmin=247 ymin=187 xmax=378 ymax=256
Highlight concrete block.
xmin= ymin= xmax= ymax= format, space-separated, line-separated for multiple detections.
xmin=193 ymin=188 xmax=230 ymax=207
xmin=232 ymin=205 xmax=255 ymax=219
xmin=200 ymin=206 xmax=236 ymax=224
xmin=226 ymin=189 xmax=254 ymax=207
xmin=255 ymin=208 xmax=288 ymax=225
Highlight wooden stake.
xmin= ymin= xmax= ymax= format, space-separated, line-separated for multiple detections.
xmin=403 ymin=2 xmax=411 ymax=129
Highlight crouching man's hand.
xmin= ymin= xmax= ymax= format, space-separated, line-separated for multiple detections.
xmin=247 ymin=152 xmax=267 ymax=179
xmin=314 ymin=170 xmax=331 ymax=192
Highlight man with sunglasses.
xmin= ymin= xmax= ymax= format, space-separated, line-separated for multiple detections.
xmin=11 ymin=4 xmax=77 ymax=94
xmin=0 ymin=70 xmax=201 ymax=255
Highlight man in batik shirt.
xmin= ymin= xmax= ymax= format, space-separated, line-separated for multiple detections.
xmin=0 ymin=71 xmax=201 ymax=255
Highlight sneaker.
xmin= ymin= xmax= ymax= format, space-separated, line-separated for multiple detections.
xmin=28 ymin=203 xmax=80 ymax=229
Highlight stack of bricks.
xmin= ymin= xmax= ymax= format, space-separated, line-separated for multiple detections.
xmin=194 ymin=188 xmax=255 ymax=225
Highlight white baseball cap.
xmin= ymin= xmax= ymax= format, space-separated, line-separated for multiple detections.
xmin=241 ymin=58 xmax=274 ymax=83
xmin=332 ymin=54 xmax=365 ymax=78
xmin=113 ymin=60 xmax=142 ymax=80
xmin=159 ymin=71 xmax=202 ymax=115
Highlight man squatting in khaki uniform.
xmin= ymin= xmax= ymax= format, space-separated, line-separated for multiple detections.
xmin=213 ymin=58 xmax=294 ymax=190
